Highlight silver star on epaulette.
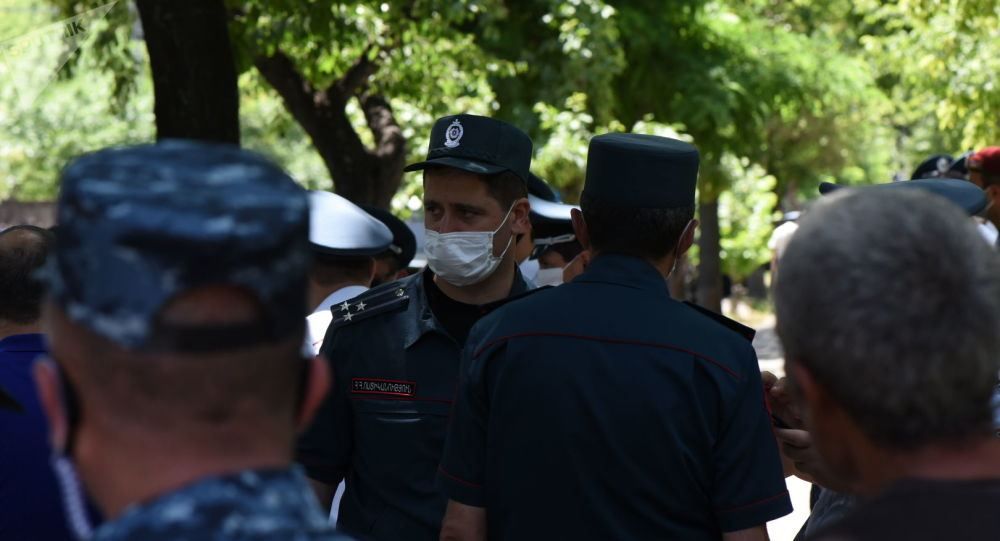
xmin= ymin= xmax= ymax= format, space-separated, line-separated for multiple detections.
xmin=355 ymin=301 xmax=367 ymax=311
xmin=340 ymin=301 xmax=351 ymax=312
xmin=343 ymin=312 xmax=354 ymax=321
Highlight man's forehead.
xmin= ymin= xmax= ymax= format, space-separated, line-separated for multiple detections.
xmin=423 ymin=171 xmax=499 ymax=208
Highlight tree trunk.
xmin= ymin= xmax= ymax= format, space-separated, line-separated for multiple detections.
xmin=254 ymin=51 xmax=406 ymax=208
xmin=136 ymin=0 xmax=239 ymax=144
xmin=696 ymin=198 xmax=723 ymax=313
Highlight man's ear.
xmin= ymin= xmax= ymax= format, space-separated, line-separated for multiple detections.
xmin=34 ymin=359 xmax=68 ymax=452
xmin=509 ymin=197 xmax=531 ymax=236
xmin=675 ymin=219 xmax=699 ymax=257
xmin=365 ymin=257 xmax=377 ymax=288
xmin=985 ymin=184 xmax=1000 ymax=207
xmin=296 ymin=356 xmax=332 ymax=433
xmin=571 ymin=208 xmax=591 ymax=251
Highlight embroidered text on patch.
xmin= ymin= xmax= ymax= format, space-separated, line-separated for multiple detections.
xmin=352 ymin=378 xmax=417 ymax=397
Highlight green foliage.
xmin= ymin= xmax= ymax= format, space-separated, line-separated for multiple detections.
xmin=717 ymin=155 xmax=778 ymax=280
xmin=0 ymin=1 xmax=153 ymax=201
xmin=7 ymin=0 xmax=1000 ymax=287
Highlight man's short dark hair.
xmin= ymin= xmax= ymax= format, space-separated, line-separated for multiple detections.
xmin=580 ymin=192 xmax=694 ymax=260
xmin=0 ymin=225 xmax=54 ymax=324
xmin=55 ymin=287 xmax=306 ymax=438
xmin=311 ymin=255 xmax=372 ymax=286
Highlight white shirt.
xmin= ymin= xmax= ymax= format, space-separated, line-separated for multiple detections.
xmin=768 ymin=221 xmax=799 ymax=260
xmin=304 ymin=285 xmax=369 ymax=356
xmin=305 ymin=285 xmax=367 ymax=525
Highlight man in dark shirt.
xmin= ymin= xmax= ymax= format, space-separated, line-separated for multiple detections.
xmin=773 ymin=187 xmax=1000 ymax=541
xmin=0 ymin=225 xmax=76 ymax=541
xmin=297 ymin=114 xmax=534 ymax=541
xmin=439 ymin=134 xmax=791 ymax=541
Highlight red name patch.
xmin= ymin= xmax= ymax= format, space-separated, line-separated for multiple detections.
xmin=351 ymin=378 xmax=417 ymax=397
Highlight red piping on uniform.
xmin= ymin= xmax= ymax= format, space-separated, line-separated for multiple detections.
xmin=438 ymin=466 xmax=483 ymax=488
xmin=715 ymin=490 xmax=789 ymax=513
xmin=473 ymin=332 xmax=743 ymax=381
xmin=350 ymin=395 xmax=453 ymax=405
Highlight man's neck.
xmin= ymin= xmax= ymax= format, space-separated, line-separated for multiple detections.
xmin=434 ymin=256 xmax=517 ymax=305
xmin=81 ymin=429 xmax=293 ymax=519
xmin=0 ymin=321 xmax=41 ymax=341
xmin=856 ymin=437 xmax=1000 ymax=496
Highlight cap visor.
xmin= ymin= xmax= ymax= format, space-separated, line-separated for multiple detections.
xmin=404 ymin=157 xmax=508 ymax=176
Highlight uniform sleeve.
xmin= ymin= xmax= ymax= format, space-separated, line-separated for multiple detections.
xmin=295 ymin=325 xmax=353 ymax=486
xmin=437 ymin=330 xmax=494 ymax=507
xmin=711 ymin=343 xmax=792 ymax=532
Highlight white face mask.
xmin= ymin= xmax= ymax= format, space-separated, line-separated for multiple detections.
xmin=534 ymin=267 xmax=564 ymax=287
xmin=424 ymin=205 xmax=515 ymax=287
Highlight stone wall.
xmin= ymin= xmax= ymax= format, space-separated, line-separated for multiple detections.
xmin=0 ymin=200 xmax=56 ymax=229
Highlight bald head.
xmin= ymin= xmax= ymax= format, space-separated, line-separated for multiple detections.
xmin=0 ymin=226 xmax=54 ymax=325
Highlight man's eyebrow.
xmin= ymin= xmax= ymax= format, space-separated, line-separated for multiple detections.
xmin=452 ymin=203 xmax=485 ymax=214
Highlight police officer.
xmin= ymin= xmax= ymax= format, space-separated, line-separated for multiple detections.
xmin=306 ymin=191 xmax=393 ymax=355
xmin=526 ymin=192 xmax=582 ymax=287
xmin=297 ymin=114 xmax=534 ymax=541
xmin=515 ymin=173 xmax=563 ymax=281
xmin=438 ymin=133 xmax=792 ymax=541
xmin=32 ymin=141 xmax=354 ymax=541
xmin=361 ymin=205 xmax=418 ymax=286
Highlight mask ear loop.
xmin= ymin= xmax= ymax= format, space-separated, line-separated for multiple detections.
xmin=492 ymin=202 xmax=519 ymax=260
xmin=46 ymin=361 xmax=94 ymax=541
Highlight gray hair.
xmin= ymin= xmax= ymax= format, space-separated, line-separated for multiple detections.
xmin=775 ymin=188 xmax=1000 ymax=449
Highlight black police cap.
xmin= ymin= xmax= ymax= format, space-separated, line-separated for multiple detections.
xmin=819 ymin=178 xmax=987 ymax=216
xmin=362 ymin=205 xmax=417 ymax=269
xmin=527 ymin=172 xmax=560 ymax=202
xmin=583 ymin=133 xmax=699 ymax=208
xmin=404 ymin=114 xmax=532 ymax=183
xmin=910 ymin=154 xmax=954 ymax=180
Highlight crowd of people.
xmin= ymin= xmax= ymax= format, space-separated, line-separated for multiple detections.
xmin=0 ymin=113 xmax=999 ymax=541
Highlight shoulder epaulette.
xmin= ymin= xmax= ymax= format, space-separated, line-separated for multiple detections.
xmin=330 ymin=283 xmax=410 ymax=329
xmin=683 ymin=301 xmax=756 ymax=342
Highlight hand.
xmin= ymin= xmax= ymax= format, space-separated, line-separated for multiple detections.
xmin=774 ymin=427 xmax=842 ymax=490
xmin=562 ymin=249 xmax=592 ymax=283
xmin=761 ymin=371 xmax=803 ymax=429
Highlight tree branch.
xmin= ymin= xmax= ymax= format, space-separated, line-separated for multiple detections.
xmin=330 ymin=43 xmax=379 ymax=100
xmin=361 ymin=94 xmax=405 ymax=158
xmin=255 ymin=51 xmax=328 ymax=133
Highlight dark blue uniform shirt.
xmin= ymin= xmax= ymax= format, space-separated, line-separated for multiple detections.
xmin=0 ymin=334 xmax=74 ymax=541
xmin=298 ymin=269 xmax=529 ymax=541
xmin=439 ymin=255 xmax=792 ymax=540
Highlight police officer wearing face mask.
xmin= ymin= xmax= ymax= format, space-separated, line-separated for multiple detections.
xmin=526 ymin=192 xmax=582 ymax=287
xmin=297 ymin=114 xmax=533 ymax=541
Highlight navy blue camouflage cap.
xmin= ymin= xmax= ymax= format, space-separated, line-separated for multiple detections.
xmin=43 ymin=140 xmax=311 ymax=351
